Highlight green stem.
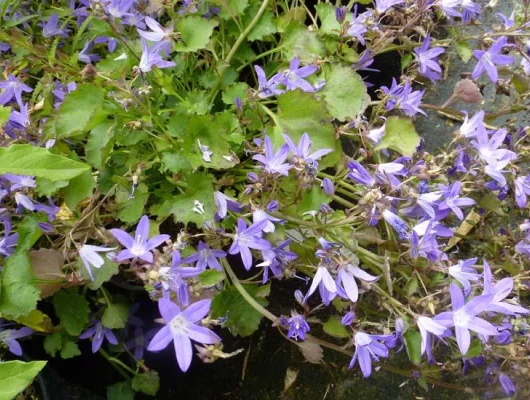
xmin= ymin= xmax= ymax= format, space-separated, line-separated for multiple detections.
xmin=98 ymin=348 xmax=131 ymax=380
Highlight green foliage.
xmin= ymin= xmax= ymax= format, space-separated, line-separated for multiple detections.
xmin=102 ymin=300 xmax=130 ymax=330
xmin=282 ymin=25 xmax=326 ymax=63
xmin=44 ymin=332 xmax=81 ymax=359
xmin=116 ymin=183 xmax=150 ymax=223
xmin=0 ymin=361 xmax=47 ymax=400
xmin=0 ymin=215 xmax=45 ymax=318
xmin=198 ymin=269 xmax=225 ymax=287
xmin=211 ymin=285 xmax=268 ymax=337
xmin=132 ymin=370 xmax=160 ymax=396
xmin=322 ymin=315 xmax=349 ymax=338
xmin=79 ymin=257 xmax=120 ymax=291
xmin=404 ymin=329 xmax=422 ymax=366
xmin=317 ymin=64 xmax=370 ymax=121
xmin=0 ymin=145 xmax=89 ymax=181
xmin=44 ymin=84 xmax=106 ymax=138
xmin=376 ymin=116 xmax=421 ymax=156
xmin=176 ymin=16 xmax=218 ymax=52
xmin=62 ymin=170 xmax=95 ymax=209
xmin=0 ymin=106 xmax=10 ymax=126
xmin=454 ymin=40 xmax=473 ymax=63
xmin=272 ymin=90 xmax=341 ymax=167
xmin=52 ymin=290 xmax=90 ymax=336
xmin=107 ymin=381 xmax=135 ymax=400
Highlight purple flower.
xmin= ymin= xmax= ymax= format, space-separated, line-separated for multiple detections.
xmin=94 ymin=36 xmax=119 ymax=52
xmin=472 ymin=37 xmax=514 ymax=83
xmin=110 ymin=215 xmax=170 ymax=263
xmin=138 ymin=38 xmax=176 ymax=73
xmin=342 ymin=311 xmax=356 ymax=326
xmin=125 ymin=326 xmax=155 ymax=359
xmin=437 ymin=0 xmax=462 ymax=18
xmin=381 ymin=79 xmax=426 ymax=117
xmin=459 ymin=110 xmax=485 ymax=138
xmin=0 ymin=326 xmax=32 ymax=355
xmin=35 ymin=198 xmax=60 ymax=222
xmin=137 ymin=16 xmax=174 ymax=43
xmin=41 ymin=14 xmax=69 ymax=38
xmin=283 ymin=132 xmax=332 ymax=168
xmin=80 ymin=320 xmax=118 ymax=353
xmin=321 ymin=178 xmax=334 ymax=195
xmin=277 ymin=57 xmax=318 ymax=92
xmin=214 ymin=191 xmax=243 ymax=219
xmin=416 ymin=316 xmax=448 ymax=355
xmin=284 ymin=311 xmax=310 ymax=341
xmin=254 ymin=65 xmax=284 ymax=98
xmin=182 ymin=241 xmax=226 ymax=271
xmin=448 ymin=258 xmax=480 ymax=295
xmin=252 ymin=208 xmax=282 ymax=233
xmin=375 ymin=0 xmax=404 ymax=14
xmin=14 ymin=192 xmax=35 ymax=212
xmin=105 ymin=0 xmax=135 ymax=18
xmin=499 ymin=374 xmax=516 ymax=396
xmin=347 ymin=9 xmax=371 ymax=45
xmin=229 ymin=218 xmax=271 ymax=270
xmin=52 ymin=81 xmax=77 ymax=108
xmin=382 ymin=209 xmax=409 ymax=239
xmin=414 ymin=35 xmax=445 ymax=81
xmin=434 ymin=283 xmax=498 ymax=354
xmin=514 ymin=175 xmax=530 ymax=208
xmin=304 ymin=265 xmax=337 ymax=305
xmin=0 ymin=74 xmax=32 ymax=107
xmin=0 ymin=222 xmax=18 ymax=257
xmin=349 ymin=332 xmax=389 ymax=377
xmin=3 ymin=174 xmax=35 ymax=191
xmin=496 ymin=11 xmax=515 ymax=30
xmin=258 ymin=239 xmax=297 ymax=283
xmin=461 ymin=0 xmax=481 ymax=23
xmin=78 ymin=41 xmax=101 ymax=64
xmin=79 ymin=244 xmax=115 ymax=281
xmin=482 ymin=260 xmax=529 ymax=315
xmin=253 ymin=136 xmax=291 ymax=176
xmin=336 ymin=265 xmax=378 ymax=303
xmin=347 ymin=161 xmax=375 ymax=187
xmin=147 ymin=298 xmax=221 ymax=372
xmin=438 ymin=181 xmax=476 ymax=220
xmin=335 ymin=6 xmax=347 ymax=23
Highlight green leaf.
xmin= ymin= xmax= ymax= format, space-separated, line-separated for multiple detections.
xmin=198 ymin=269 xmax=225 ymax=287
xmin=62 ymin=170 xmax=95 ymax=209
xmin=404 ymin=329 xmax=422 ymax=366
xmin=44 ymin=332 xmax=63 ymax=357
xmin=211 ymin=285 xmax=268 ymax=337
xmin=61 ymin=340 xmax=81 ymax=359
xmin=465 ymin=339 xmax=483 ymax=358
xmin=316 ymin=3 xmax=352 ymax=35
xmin=455 ymin=40 xmax=473 ymax=63
xmin=52 ymin=290 xmax=90 ymax=336
xmin=272 ymin=90 xmax=341 ymax=167
xmin=375 ymin=116 xmax=420 ymax=156
xmin=406 ymin=276 xmax=419 ymax=297
xmin=131 ymin=370 xmax=160 ymax=396
xmin=116 ymin=183 xmax=149 ymax=223
xmin=44 ymin=332 xmax=81 ymax=359
xmin=0 ymin=216 xmax=45 ymax=318
xmin=81 ymin=257 xmax=119 ymax=291
xmin=322 ymin=315 xmax=349 ymax=338
xmin=222 ymin=82 xmax=249 ymax=105
xmin=0 ymin=106 xmax=11 ymax=127
xmin=35 ymin=177 xmax=69 ymax=197
xmin=107 ymin=381 xmax=135 ymax=400
xmin=475 ymin=192 xmax=505 ymax=216
xmin=86 ymin=122 xmax=115 ymax=169
xmin=317 ymin=65 xmax=370 ymax=121
xmin=46 ymin=84 xmax=105 ymax=138
xmin=282 ymin=25 xmax=326 ymax=63
xmin=511 ymin=72 xmax=529 ymax=94
xmin=247 ymin=10 xmax=277 ymax=41
xmin=0 ymin=145 xmax=90 ymax=181
xmin=210 ymin=0 xmax=248 ymax=19
xmin=296 ymin=186 xmax=330 ymax=214
xmin=169 ymin=172 xmax=215 ymax=226
xmin=176 ymin=16 xmax=218 ymax=52
xmin=0 ymin=361 xmax=47 ymax=400
xmin=102 ymin=302 xmax=129 ymax=329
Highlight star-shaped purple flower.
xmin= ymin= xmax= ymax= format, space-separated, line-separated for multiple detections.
xmin=472 ymin=37 xmax=514 ymax=83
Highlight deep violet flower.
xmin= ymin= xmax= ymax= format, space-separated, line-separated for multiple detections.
xmin=284 ymin=311 xmax=310 ymax=341
xmin=434 ymin=283 xmax=498 ymax=354
xmin=0 ymin=74 xmax=32 ymax=107
xmin=78 ymin=41 xmax=101 ymax=64
xmin=110 ymin=215 xmax=170 ymax=263
xmin=347 ymin=161 xmax=375 ymax=187
xmin=499 ymin=374 xmax=516 ymax=396
xmin=472 ymin=37 xmax=514 ymax=83
xmin=147 ymin=298 xmax=221 ymax=372
xmin=349 ymin=332 xmax=389 ymax=377
xmin=80 ymin=320 xmax=118 ymax=353
xmin=253 ymin=136 xmax=291 ymax=176
xmin=41 ymin=13 xmax=69 ymax=38
xmin=229 ymin=218 xmax=271 ymax=270
xmin=413 ymin=35 xmax=445 ymax=81
xmin=381 ymin=79 xmax=426 ymax=117
xmin=277 ymin=57 xmax=318 ymax=92
xmin=438 ymin=181 xmax=476 ymax=220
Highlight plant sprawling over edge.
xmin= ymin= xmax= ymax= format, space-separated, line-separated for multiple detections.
xmin=0 ymin=0 xmax=530 ymax=398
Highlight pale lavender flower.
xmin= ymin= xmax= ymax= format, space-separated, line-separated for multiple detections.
xmin=347 ymin=8 xmax=371 ymax=44
xmin=284 ymin=311 xmax=310 ymax=341
xmin=461 ymin=0 xmax=480 ymax=23
xmin=499 ymin=374 xmax=516 ymax=396
xmin=157 ymin=253 xmax=200 ymax=306
xmin=416 ymin=316 xmax=448 ymax=355
xmin=254 ymin=65 xmax=284 ymax=98
xmin=0 ymin=326 xmax=32 ymax=355
xmin=52 ymin=81 xmax=77 ymax=108
xmin=437 ymin=0 xmax=462 ymax=18
xmin=459 ymin=110 xmax=485 ymax=138
xmin=434 ymin=283 xmax=498 ymax=354
xmin=137 ymin=16 xmax=174 ymax=43
xmin=347 ymin=161 xmax=375 ymax=187
xmin=42 ymin=14 xmax=69 ymax=38
xmin=3 ymin=174 xmax=35 ymax=191
xmin=336 ymin=264 xmax=378 ymax=303
xmin=252 ymin=208 xmax=282 ymax=233
xmin=79 ymin=244 xmax=115 ymax=281
xmin=283 ymin=132 xmax=332 ymax=167
xmin=14 ymin=192 xmax=35 ymax=212
xmin=0 ymin=74 xmax=32 ymax=107
xmin=482 ymin=260 xmax=529 ymax=315
xmin=497 ymin=11 xmax=515 ymax=30
xmin=304 ymin=265 xmax=337 ymax=305
xmin=472 ymin=37 xmax=514 ymax=83
xmin=515 ymin=234 xmax=530 ymax=257
xmin=182 ymin=241 xmax=226 ymax=271
xmin=414 ymin=35 xmax=445 ymax=81
xmin=78 ymin=41 xmax=101 ymax=64
xmin=471 ymin=128 xmax=517 ymax=169
xmin=349 ymin=332 xmax=389 ymax=377
xmin=214 ymin=191 xmax=242 ymax=219
xmin=138 ymin=38 xmax=176 ymax=73
xmin=375 ymin=0 xmax=404 ymax=13
xmin=197 ymin=139 xmax=212 ymax=162
xmin=448 ymin=258 xmax=480 ymax=295
xmin=321 ymin=178 xmax=334 ymax=195
xmin=438 ymin=181 xmax=476 ymax=220
xmin=0 ymin=224 xmax=18 ymax=257
xmin=105 ymin=0 xmax=135 ymax=18
xmin=253 ymin=136 xmax=291 ymax=176
xmin=147 ymin=298 xmax=221 ymax=372
xmin=277 ymin=57 xmax=318 ymax=92
xmin=80 ymin=320 xmax=118 ymax=353
xmin=514 ymin=175 xmax=530 ymax=208
xmin=367 ymin=122 xmax=386 ymax=144
xmin=228 ymin=218 xmax=271 ymax=270
xmin=94 ymin=36 xmax=119 ymax=52
xmin=110 ymin=215 xmax=170 ymax=263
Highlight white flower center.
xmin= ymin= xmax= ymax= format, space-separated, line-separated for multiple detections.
xmin=131 ymin=236 xmax=145 ymax=256
xmin=453 ymin=309 xmax=470 ymax=327
xmin=169 ymin=315 xmax=189 ymax=335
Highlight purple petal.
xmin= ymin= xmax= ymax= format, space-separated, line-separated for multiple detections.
xmin=181 ymin=299 xmax=211 ymax=323
xmin=173 ymin=333 xmax=192 ymax=372
xmin=147 ymin=325 xmax=172 ymax=351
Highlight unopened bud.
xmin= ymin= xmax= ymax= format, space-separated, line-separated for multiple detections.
xmin=454 ymin=79 xmax=483 ymax=104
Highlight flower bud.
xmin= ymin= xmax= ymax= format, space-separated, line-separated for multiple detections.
xmin=335 ymin=6 xmax=347 ymax=23
xmin=454 ymin=78 xmax=483 ymax=104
